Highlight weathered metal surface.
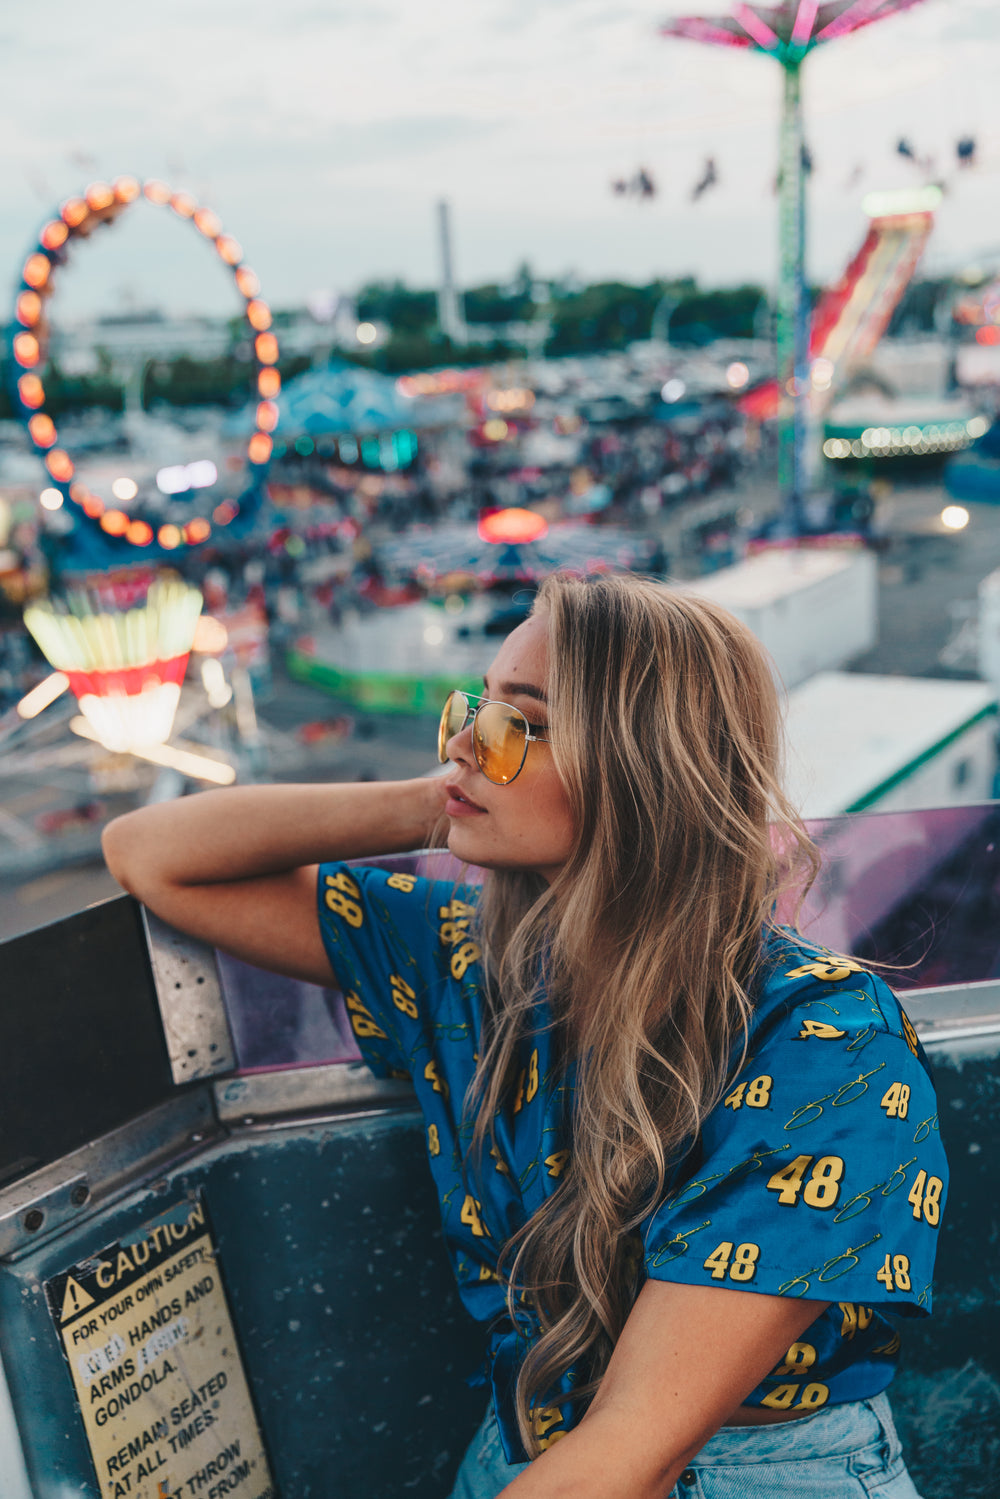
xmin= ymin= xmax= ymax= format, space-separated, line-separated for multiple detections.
xmin=214 ymin=1062 xmax=414 ymax=1124
xmin=0 ymin=1110 xmax=485 ymax=1499
xmin=141 ymin=907 xmax=236 ymax=1084
xmin=0 ymin=1091 xmax=218 ymax=1260
xmin=907 ymin=981 xmax=1000 ymax=1059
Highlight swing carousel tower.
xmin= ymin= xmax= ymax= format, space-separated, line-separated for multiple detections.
xmin=661 ymin=0 xmax=928 ymax=532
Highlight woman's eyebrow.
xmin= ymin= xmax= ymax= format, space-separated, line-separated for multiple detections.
xmin=483 ymin=676 xmax=548 ymax=704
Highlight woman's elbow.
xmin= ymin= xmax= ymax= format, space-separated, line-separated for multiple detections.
xmin=101 ymin=811 xmax=156 ymax=897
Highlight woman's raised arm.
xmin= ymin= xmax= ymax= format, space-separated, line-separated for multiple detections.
xmin=101 ymin=778 xmax=446 ymax=985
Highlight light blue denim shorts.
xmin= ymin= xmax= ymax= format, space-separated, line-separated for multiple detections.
xmin=447 ymin=1393 xmax=921 ymax=1499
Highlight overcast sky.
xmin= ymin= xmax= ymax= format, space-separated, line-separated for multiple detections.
xmin=3 ymin=0 xmax=1000 ymax=321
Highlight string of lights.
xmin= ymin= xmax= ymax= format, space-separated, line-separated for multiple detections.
xmin=8 ymin=177 xmax=281 ymax=554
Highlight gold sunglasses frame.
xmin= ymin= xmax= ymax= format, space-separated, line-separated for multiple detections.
xmin=437 ymin=689 xmax=549 ymax=785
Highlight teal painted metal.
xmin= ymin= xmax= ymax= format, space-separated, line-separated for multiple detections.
xmin=3 ymin=1063 xmax=999 ymax=1498
xmin=0 ymin=1111 xmax=487 ymax=1499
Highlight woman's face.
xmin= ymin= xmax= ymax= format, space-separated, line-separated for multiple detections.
xmin=442 ymin=611 xmax=576 ymax=883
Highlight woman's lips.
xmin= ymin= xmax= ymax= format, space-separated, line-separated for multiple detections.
xmin=445 ymin=782 xmax=487 ymax=816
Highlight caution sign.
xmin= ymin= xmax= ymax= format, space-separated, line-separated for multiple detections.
xmin=45 ymin=1194 xmax=276 ymax=1499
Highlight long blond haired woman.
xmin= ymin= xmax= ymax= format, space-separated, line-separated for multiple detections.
xmin=103 ymin=573 xmax=945 ymax=1498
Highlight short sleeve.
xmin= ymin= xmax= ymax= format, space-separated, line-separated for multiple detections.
xmin=316 ymin=860 xmax=480 ymax=1080
xmin=643 ymin=962 xmax=948 ymax=1319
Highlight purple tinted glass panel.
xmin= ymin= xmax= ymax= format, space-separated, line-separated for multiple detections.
xmin=218 ymin=807 xmax=1000 ymax=1074
xmin=219 ymin=851 xmax=472 ymax=1074
xmin=217 ymin=951 xmax=361 ymax=1072
xmin=799 ymin=803 xmax=1000 ymax=989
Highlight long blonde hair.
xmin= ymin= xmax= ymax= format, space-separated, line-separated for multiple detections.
xmin=467 ymin=572 xmax=818 ymax=1455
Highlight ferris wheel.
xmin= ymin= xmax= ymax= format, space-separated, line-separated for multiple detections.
xmin=7 ymin=176 xmax=281 ymax=557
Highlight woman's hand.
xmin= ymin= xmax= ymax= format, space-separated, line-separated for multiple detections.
xmin=102 ymin=777 xmax=448 ymax=984
xmin=498 ymin=1280 xmax=830 ymax=1499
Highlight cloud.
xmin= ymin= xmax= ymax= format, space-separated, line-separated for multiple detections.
xmin=0 ymin=0 xmax=996 ymax=314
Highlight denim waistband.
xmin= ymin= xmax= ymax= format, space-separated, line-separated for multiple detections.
xmin=689 ymin=1393 xmax=897 ymax=1466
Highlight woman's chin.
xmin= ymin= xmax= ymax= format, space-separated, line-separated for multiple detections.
xmin=446 ymin=821 xmax=496 ymax=869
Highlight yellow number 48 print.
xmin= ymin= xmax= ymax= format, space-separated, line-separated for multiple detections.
xmin=324 ymin=871 xmax=363 ymax=928
xmin=724 ymin=1075 xmax=772 ymax=1110
xmin=876 ymin=1254 xmax=911 ymax=1292
xmin=703 ymin=1241 xmax=760 ymax=1282
xmin=767 ymin=1154 xmax=844 ymax=1209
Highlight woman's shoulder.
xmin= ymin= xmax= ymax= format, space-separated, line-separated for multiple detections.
xmin=750 ymin=926 xmax=926 ymax=1070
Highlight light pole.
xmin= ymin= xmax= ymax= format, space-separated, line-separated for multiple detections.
xmin=660 ymin=0 xmax=927 ymax=532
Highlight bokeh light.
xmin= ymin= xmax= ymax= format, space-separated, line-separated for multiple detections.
xmin=194 ymin=208 xmax=222 ymax=238
xmin=216 ymin=235 xmax=242 ymax=265
xmin=85 ymin=182 xmax=114 ymax=211
xmin=45 ymin=450 xmax=74 ymax=482
xmin=21 ymin=257 xmax=50 ymax=290
xmin=258 ymin=367 xmax=281 ymax=398
xmin=60 ymin=198 xmax=89 ymax=227
xmin=248 ymin=432 xmax=273 ymax=464
xmin=16 ymin=291 xmax=42 ymax=326
xmin=40 ymin=221 xmax=68 ymax=251
xmin=13 ymin=333 xmax=40 ymax=367
xmin=193 ymin=615 xmax=229 ymax=654
xmin=235 ymin=267 xmax=260 ymax=298
xmin=17 ymin=375 xmax=45 ymax=408
xmin=246 ymin=299 xmax=272 ymax=331
xmin=100 ymin=509 xmax=129 ymax=536
xmin=28 ymin=414 xmax=56 ymax=448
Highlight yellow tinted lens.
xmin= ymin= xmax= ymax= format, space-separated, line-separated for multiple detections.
xmin=438 ymin=691 xmax=469 ymax=761
xmin=473 ymin=702 xmax=527 ymax=784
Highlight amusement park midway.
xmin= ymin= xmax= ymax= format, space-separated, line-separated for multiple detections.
xmin=4 ymin=0 xmax=1000 ymax=943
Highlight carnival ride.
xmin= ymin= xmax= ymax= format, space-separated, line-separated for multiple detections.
xmin=7 ymin=176 xmax=281 ymax=560
xmin=287 ymin=508 xmax=657 ymax=713
xmin=661 ymin=0 xmax=930 ymax=527
xmin=738 ymin=185 xmax=940 ymax=422
xmin=23 ymin=575 xmax=204 ymax=755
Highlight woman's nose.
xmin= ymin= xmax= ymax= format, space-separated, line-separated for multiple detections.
xmin=446 ymin=720 xmax=476 ymax=770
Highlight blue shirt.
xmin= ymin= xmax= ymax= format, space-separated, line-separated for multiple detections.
xmin=317 ymin=862 xmax=948 ymax=1464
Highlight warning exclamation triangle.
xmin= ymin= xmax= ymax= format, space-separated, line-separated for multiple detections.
xmin=60 ymin=1275 xmax=95 ymax=1323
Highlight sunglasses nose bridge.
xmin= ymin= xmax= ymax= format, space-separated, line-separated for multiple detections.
xmin=439 ymin=692 xmax=477 ymax=764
